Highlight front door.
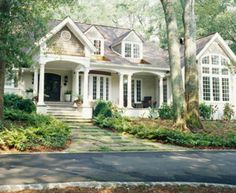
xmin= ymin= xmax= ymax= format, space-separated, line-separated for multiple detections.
xmin=44 ymin=73 xmax=61 ymax=101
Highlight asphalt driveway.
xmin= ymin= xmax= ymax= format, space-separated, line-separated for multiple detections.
xmin=0 ymin=151 xmax=236 ymax=185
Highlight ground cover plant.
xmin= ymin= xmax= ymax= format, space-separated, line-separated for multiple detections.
xmin=0 ymin=94 xmax=71 ymax=152
xmin=94 ymin=101 xmax=236 ymax=149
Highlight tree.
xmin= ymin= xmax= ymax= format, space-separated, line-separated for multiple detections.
xmin=160 ymin=0 xmax=187 ymax=130
xmin=0 ymin=0 xmax=72 ymax=122
xmin=181 ymin=0 xmax=204 ymax=131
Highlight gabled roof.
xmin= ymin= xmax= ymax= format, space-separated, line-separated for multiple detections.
xmin=37 ymin=17 xmax=96 ymax=52
xmin=84 ymin=25 xmax=105 ymax=39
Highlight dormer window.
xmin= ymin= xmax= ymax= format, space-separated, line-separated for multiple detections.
xmin=94 ymin=40 xmax=102 ymax=55
xmin=124 ymin=42 xmax=141 ymax=59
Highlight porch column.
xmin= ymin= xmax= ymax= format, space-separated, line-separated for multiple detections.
xmin=127 ymin=73 xmax=132 ymax=108
xmin=33 ymin=67 xmax=38 ymax=96
xmin=159 ymin=76 xmax=164 ymax=107
xmin=118 ymin=73 xmax=124 ymax=108
xmin=38 ymin=62 xmax=45 ymax=105
xmin=83 ymin=68 xmax=89 ymax=107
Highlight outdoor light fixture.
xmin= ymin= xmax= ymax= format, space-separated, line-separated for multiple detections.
xmin=64 ymin=75 xmax=68 ymax=86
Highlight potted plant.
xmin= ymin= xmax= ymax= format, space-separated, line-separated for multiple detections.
xmin=73 ymin=95 xmax=83 ymax=107
xmin=25 ymin=88 xmax=33 ymax=99
xmin=64 ymin=90 xmax=72 ymax=102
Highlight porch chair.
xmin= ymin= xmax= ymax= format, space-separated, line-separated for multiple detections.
xmin=142 ymin=96 xmax=152 ymax=108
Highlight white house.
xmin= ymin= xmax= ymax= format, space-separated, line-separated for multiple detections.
xmin=4 ymin=17 xmax=236 ymax=120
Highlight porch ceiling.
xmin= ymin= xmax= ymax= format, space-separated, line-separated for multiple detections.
xmin=46 ymin=61 xmax=81 ymax=70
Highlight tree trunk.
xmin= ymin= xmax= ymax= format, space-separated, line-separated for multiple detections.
xmin=183 ymin=0 xmax=204 ymax=131
xmin=160 ymin=0 xmax=187 ymax=130
xmin=0 ymin=61 xmax=5 ymax=122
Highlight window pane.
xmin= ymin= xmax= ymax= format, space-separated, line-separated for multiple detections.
xmin=106 ymin=77 xmax=109 ymax=101
xmin=133 ymin=44 xmax=140 ymax=58
xmin=222 ymin=78 xmax=229 ymax=101
xmin=94 ymin=40 xmax=101 ymax=55
xmin=211 ymin=55 xmax=219 ymax=65
xmin=212 ymin=68 xmax=219 ymax=74
xmin=202 ymin=56 xmax=209 ymax=64
xmin=123 ymin=82 xmax=127 ymax=106
xmin=202 ymin=67 xmax=210 ymax=74
xmin=79 ymin=75 xmax=81 ymax=95
xmin=222 ymin=68 xmax=229 ymax=75
xmin=92 ymin=76 xmax=97 ymax=100
xmin=100 ymin=77 xmax=104 ymax=99
xmin=212 ymin=77 xmax=220 ymax=101
xmin=125 ymin=43 xmax=132 ymax=57
xmin=203 ymin=76 xmax=211 ymax=101
xmin=136 ymin=80 xmax=141 ymax=102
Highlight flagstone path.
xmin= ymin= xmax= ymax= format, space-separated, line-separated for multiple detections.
xmin=64 ymin=124 xmax=189 ymax=153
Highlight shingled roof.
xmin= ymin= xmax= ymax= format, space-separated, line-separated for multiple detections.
xmin=47 ymin=19 xmax=169 ymax=69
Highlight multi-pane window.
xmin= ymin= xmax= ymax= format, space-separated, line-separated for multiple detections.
xmin=94 ymin=40 xmax=101 ymax=55
xmin=91 ymin=75 xmax=110 ymax=101
xmin=211 ymin=55 xmax=219 ymax=65
xmin=78 ymin=75 xmax=81 ymax=95
xmin=222 ymin=78 xmax=229 ymax=101
xmin=100 ymin=77 xmax=104 ymax=99
xmin=131 ymin=80 xmax=135 ymax=103
xmin=212 ymin=77 xmax=220 ymax=101
xmin=125 ymin=43 xmax=132 ymax=57
xmin=163 ymin=84 xmax=168 ymax=103
xmin=133 ymin=44 xmax=140 ymax=58
xmin=136 ymin=80 xmax=141 ymax=102
xmin=203 ymin=77 xmax=211 ymax=101
xmin=92 ymin=77 xmax=97 ymax=100
xmin=201 ymin=55 xmax=230 ymax=102
xmin=106 ymin=78 xmax=109 ymax=101
xmin=124 ymin=43 xmax=141 ymax=59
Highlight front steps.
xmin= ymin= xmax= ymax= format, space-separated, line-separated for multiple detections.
xmin=46 ymin=103 xmax=93 ymax=124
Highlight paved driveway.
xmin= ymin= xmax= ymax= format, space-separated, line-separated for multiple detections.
xmin=65 ymin=124 xmax=188 ymax=152
xmin=0 ymin=152 xmax=236 ymax=185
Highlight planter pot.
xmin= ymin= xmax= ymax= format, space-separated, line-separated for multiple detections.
xmin=65 ymin=94 xmax=71 ymax=102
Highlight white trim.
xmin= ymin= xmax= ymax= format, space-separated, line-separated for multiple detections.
xmin=200 ymin=54 xmax=231 ymax=103
xmin=197 ymin=33 xmax=236 ymax=62
xmin=37 ymin=17 xmax=96 ymax=53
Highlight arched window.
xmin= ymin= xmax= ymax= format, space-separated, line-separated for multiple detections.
xmin=201 ymin=55 xmax=230 ymax=102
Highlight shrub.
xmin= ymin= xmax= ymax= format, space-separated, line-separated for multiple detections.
xmin=4 ymin=94 xmax=36 ymax=113
xmin=158 ymin=103 xmax=174 ymax=120
xmin=148 ymin=107 xmax=158 ymax=119
xmin=93 ymin=100 xmax=113 ymax=118
xmin=199 ymin=103 xmax=212 ymax=120
xmin=223 ymin=103 xmax=234 ymax=121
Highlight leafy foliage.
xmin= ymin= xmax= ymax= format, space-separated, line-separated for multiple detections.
xmin=94 ymin=115 xmax=236 ymax=148
xmin=223 ymin=103 xmax=235 ymax=121
xmin=158 ymin=103 xmax=174 ymax=120
xmin=4 ymin=94 xmax=36 ymax=113
xmin=199 ymin=103 xmax=213 ymax=120
xmin=93 ymin=100 xmax=113 ymax=118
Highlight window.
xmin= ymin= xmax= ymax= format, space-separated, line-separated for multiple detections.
xmin=78 ymin=75 xmax=82 ymax=95
xmin=106 ymin=78 xmax=109 ymax=100
xmin=163 ymin=84 xmax=168 ymax=103
xmin=201 ymin=55 xmax=230 ymax=102
xmin=222 ymin=78 xmax=229 ymax=101
xmin=202 ymin=67 xmax=210 ymax=74
xmin=5 ymin=76 xmax=14 ymax=88
xmin=133 ymin=44 xmax=140 ymax=58
xmin=91 ymin=75 xmax=110 ymax=101
xmin=125 ymin=43 xmax=132 ymax=57
xmin=203 ymin=77 xmax=211 ymax=101
xmin=92 ymin=77 xmax=97 ymax=100
xmin=124 ymin=42 xmax=142 ymax=59
xmin=130 ymin=79 xmax=142 ymax=103
xmin=202 ymin=56 xmax=209 ymax=64
xmin=212 ymin=77 xmax=220 ymax=101
xmin=212 ymin=55 xmax=219 ymax=65
xmin=131 ymin=80 xmax=135 ymax=103
xmin=100 ymin=77 xmax=104 ymax=99
xmin=94 ymin=40 xmax=101 ymax=55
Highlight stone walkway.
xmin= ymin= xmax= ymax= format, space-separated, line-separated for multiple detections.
xmin=64 ymin=124 xmax=189 ymax=153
